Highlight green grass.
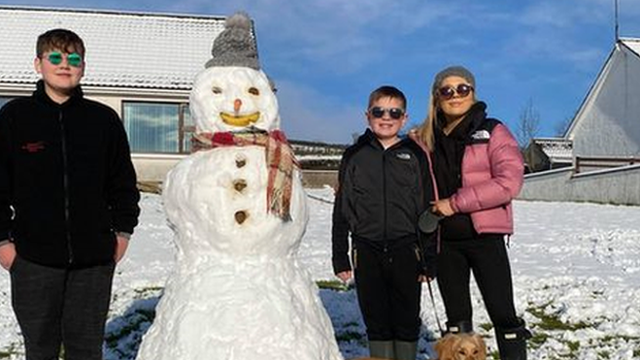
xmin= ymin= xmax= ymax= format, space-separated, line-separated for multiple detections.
xmin=335 ymin=330 xmax=365 ymax=342
xmin=316 ymin=280 xmax=351 ymax=291
xmin=526 ymin=302 xmax=593 ymax=331
xmin=0 ymin=343 xmax=23 ymax=359
xmin=105 ymin=308 xmax=155 ymax=347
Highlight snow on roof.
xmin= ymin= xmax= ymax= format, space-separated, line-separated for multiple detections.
xmin=533 ymin=137 xmax=573 ymax=163
xmin=0 ymin=6 xmax=233 ymax=90
xmin=620 ymin=37 xmax=640 ymax=57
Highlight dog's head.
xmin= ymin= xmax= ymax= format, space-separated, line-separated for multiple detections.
xmin=435 ymin=333 xmax=487 ymax=360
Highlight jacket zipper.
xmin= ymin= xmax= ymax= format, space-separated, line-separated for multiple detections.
xmin=382 ymin=151 xmax=387 ymax=241
xmin=58 ymin=110 xmax=73 ymax=264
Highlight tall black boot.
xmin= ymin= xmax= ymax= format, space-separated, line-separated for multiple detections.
xmin=369 ymin=340 xmax=395 ymax=359
xmin=446 ymin=320 xmax=473 ymax=334
xmin=495 ymin=319 xmax=532 ymax=360
xmin=394 ymin=340 xmax=417 ymax=360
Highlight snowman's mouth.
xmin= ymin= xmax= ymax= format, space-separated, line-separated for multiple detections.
xmin=220 ymin=112 xmax=260 ymax=127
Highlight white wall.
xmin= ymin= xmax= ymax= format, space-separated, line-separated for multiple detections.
xmin=520 ymin=165 xmax=640 ymax=205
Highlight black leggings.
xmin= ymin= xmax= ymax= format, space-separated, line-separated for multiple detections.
xmin=436 ymin=234 xmax=520 ymax=329
xmin=353 ymin=240 xmax=423 ymax=341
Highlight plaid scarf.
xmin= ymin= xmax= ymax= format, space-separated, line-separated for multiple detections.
xmin=192 ymin=129 xmax=299 ymax=221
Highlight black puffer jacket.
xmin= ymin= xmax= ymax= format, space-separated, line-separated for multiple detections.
xmin=0 ymin=81 xmax=140 ymax=268
xmin=332 ymin=129 xmax=437 ymax=274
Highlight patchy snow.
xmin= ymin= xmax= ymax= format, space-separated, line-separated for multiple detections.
xmin=1 ymin=188 xmax=640 ymax=359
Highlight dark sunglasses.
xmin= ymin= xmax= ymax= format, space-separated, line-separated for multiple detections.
xmin=46 ymin=51 xmax=83 ymax=67
xmin=369 ymin=106 xmax=405 ymax=120
xmin=437 ymin=84 xmax=474 ymax=100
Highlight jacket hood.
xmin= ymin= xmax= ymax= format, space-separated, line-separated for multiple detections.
xmin=436 ymin=101 xmax=489 ymax=140
xmin=357 ymin=128 xmax=410 ymax=151
xmin=466 ymin=101 xmax=489 ymax=134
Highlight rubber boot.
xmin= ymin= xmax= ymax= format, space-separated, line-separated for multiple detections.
xmin=369 ymin=340 xmax=395 ymax=359
xmin=394 ymin=340 xmax=417 ymax=360
xmin=495 ymin=319 xmax=532 ymax=360
xmin=446 ymin=320 xmax=473 ymax=334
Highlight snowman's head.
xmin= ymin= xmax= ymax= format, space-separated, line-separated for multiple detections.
xmin=190 ymin=66 xmax=280 ymax=133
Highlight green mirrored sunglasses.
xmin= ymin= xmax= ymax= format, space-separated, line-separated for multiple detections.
xmin=46 ymin=51 xmax=83 ymax=67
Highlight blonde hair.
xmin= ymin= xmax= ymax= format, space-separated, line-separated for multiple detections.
xmin=416 ymin=93 xmax=438 ymax=151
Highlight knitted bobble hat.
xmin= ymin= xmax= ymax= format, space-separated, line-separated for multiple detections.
xmin=205 ymin=11 xmax=260 ymax=70
xmin=432 ymin=65 xmax=476 ymax=94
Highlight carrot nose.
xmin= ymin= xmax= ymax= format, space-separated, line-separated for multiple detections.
xmin=234 ymin=99 xmax=242 ymax=112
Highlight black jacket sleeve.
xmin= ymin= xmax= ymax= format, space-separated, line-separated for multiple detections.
xmin=0 ymin=105 xmax=13 ymax=241
xmin=106 ymin=110 xmax=140 ymax=235
xmin=331 ymin=152 xmax=352 ymax=274
xmin=418 ymin=231 xmax=437 ymax=278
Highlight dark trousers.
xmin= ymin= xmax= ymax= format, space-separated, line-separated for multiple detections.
xmin=10 ymin=256 xmax=115 ymax=360
xmin=353 ymin=240 xmax=422 ymax=341
xmin=436 ymin=234 xmax=520 ymax=329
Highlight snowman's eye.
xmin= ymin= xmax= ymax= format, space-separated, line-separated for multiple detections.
xmin=212 ymin=86 xmax=223 ymax=94
xmin=248 ymin=87 xmax=260 ymax=96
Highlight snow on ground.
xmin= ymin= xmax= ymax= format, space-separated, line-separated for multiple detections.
xmin=1 ymin=188 xmax=640 ymax=359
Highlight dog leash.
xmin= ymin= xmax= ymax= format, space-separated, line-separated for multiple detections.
xmin=427 ymin=280 xmax=445 ymax=335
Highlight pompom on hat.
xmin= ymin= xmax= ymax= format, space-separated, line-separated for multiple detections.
xmin=432 ymin=65 xmax=476 ymax=95
xmin=205 ymin=11 xmax=260 ymax=70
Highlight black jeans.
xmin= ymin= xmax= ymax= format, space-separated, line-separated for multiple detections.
xmin=10 ymin=256 xmax=115 ymax=360
xmin=437 ymin=234 xmax=519 ymax=328
xmin=353 ymin=239 xmax=422 ymax=341
xmin=436 ymin=234 xmax=521 ymax=330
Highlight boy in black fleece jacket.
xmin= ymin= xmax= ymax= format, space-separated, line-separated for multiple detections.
xmin=332 ymin=85 xmax=437 ymax=360
xmin=0 ymin=29 xmax=140 ymax=360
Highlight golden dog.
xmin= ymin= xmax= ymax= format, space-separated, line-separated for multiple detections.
xmin=434 ymin=333 xmax=487 ymax=360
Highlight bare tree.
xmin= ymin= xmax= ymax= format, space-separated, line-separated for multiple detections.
xmin=516 ymin=98 xmax=541 ymax=148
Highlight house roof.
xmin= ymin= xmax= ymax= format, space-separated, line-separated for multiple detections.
xmin=621 ymin=37 xmax=640 ymax=56
xmin=532 ymin=137 xmax=573 ymax=163
xmin=0 ymin=6 xmax=238 ymax=90
xmin=564 ymin=37 xmax=640 ymax=137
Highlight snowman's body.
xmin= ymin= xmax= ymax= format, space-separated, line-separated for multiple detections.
xmin=135 ymin=50 xmax=343 ymax=359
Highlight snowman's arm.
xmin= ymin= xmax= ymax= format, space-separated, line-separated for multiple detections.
xmin=162 ymin=166 xmax=185 ymax=230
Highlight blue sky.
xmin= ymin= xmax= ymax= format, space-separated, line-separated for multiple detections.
xmin=2 ymin=0 xmax=639 ymax=144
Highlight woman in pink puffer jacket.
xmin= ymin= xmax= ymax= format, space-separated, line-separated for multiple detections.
xmin=414 ymin=66 xmax=531 ymax=360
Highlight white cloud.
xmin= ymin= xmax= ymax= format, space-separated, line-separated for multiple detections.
xmin=155 ymin=0 xmax=460 ymax=75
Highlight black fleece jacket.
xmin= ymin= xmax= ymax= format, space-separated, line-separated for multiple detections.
xmin=0 ymin=81 xmax=140 ymax=268
xmin=331 ymin=129 xmax=437 ymax=276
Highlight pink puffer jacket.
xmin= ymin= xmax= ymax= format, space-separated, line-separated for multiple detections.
xmin=450 ymin=123 xmax=524 ymax=234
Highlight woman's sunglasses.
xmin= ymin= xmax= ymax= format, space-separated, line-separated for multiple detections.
xmin=368 ymin=106 xmax=405 ymax=120
xmin=437 ymin=84 xmax=474 ymax=100
xmin=46 ymin=51 xmax=83 ymax=67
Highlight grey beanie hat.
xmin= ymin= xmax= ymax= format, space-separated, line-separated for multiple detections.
xmin=205 ymin=12 xmax=260 ymax=70
xmin=432 ymin=65 xmax=475 ymax=94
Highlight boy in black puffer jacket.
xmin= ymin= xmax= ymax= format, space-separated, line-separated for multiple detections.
xmin=332 ymin=85 xmax=437 ymax=360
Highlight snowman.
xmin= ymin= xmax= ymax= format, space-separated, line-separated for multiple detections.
xmin=135 ymin=12 xmax=343 ymax=360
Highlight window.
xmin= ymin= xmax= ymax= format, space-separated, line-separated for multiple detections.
xmin=123 ymin=102 xmax=194 ymax=154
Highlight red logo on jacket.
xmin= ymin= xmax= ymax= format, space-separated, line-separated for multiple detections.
xmin=21 ymin=141 xmax=46 ymax=153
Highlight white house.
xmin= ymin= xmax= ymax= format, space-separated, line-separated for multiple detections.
xmin=566 ymin=38 xmax=640 ymax=157
xmin=520 ymin=38 xmax=640 ymax=204
xmin=0 ymin=6 xmax=232 ymax=181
